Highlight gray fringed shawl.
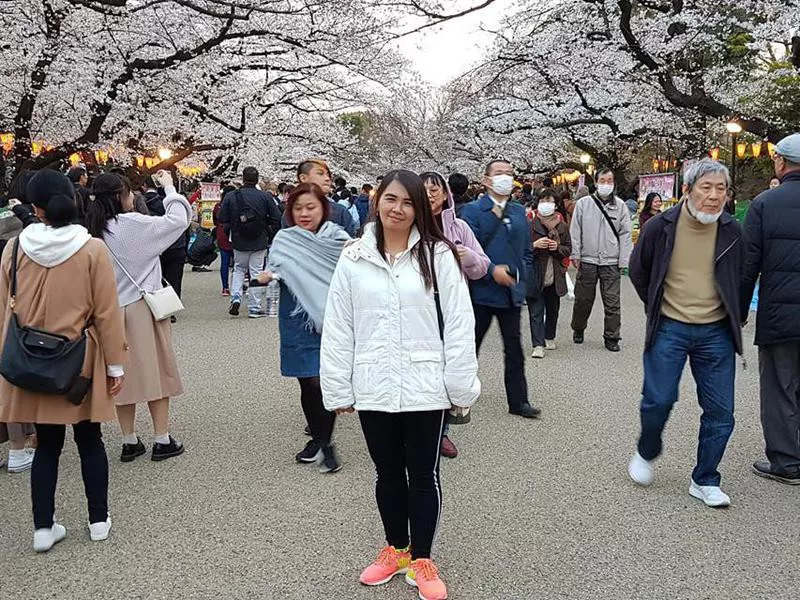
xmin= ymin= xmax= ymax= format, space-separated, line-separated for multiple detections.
xmin=267 ymin=221 xmax=350 ymax=333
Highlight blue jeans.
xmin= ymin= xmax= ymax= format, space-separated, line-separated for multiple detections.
xmin=220 ymin=249 xmax=233 ymax=291
xmin=638 ymin=317 xmax=735 ymax=486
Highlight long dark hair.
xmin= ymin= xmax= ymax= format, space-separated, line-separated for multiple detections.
xmin=373 ymin=170 xmax=460 ymax=290
xmin=85 ymin=172 xmax=131 ymax=238
xmin=641 ymin=192 xmax=660 ymax=215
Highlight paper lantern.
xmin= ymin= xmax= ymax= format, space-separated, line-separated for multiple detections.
xmin=736 ymin=141 xmax=747 ymax=159
xmin=709 ymin=147 xmax=720 ymax=160
xmin=69 ymin=153 xmax=81 ymax=166
xmin=751 ymin=142 xmax=762 ymax=158
xmin=136 ymin=156 xmax=145 ymax=168
xmin=652 ymin=159 xmax=660 ymax=172
xmin=767 ymin=142 xmax=777 ymax=158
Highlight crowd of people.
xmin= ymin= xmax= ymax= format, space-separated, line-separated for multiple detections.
xmin=1 ymin=132 xmax=799 ymax=600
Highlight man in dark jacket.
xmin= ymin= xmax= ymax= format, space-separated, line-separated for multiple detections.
xmin=629 ymin=158 xmax=743 ymax=508
xmin=355 ymin=183 xmax=372 ymax=229
xmin=218 ymin=166 xmax=282 ymax=318
xmin=281 ymin=159 xmax=356 ymax=236
xmin=460 ymin=159 xmax=540 ymax=419
xmin=143 ymin=175 xmax=190 ymax=301
xmin=741 ymin=132 xmax=800 ymax=485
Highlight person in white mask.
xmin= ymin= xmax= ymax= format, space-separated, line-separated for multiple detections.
xmin=460 ymin=160 xmax=541 ymax=419
xmin=527 ymin=189 xmax=572 ymax=358
xmin=569 ymin=169 xmax=633 ymax=352
xmin=628 ymin=158 xmax=744 ymax=507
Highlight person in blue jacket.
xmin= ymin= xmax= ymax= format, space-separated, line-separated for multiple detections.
xmin=460 ymin=160 xmax=541 ymax=419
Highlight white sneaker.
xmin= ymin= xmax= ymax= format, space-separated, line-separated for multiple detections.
xmin=33 ymin=523 xmax=66 ymax=552
xmin=531 ymin=346 xmax=545 ymax=359
xmin=89 ymin=516 xmax=112 ymax=541
xmin=7 ymin=448 xmax=34 ymax=473
xmin=545 ymin=340 xmax=557 ymax=351
xmin=689 ymin=480 xmax=730 ymax=508
xmin=628 ymin=452 xmax=654 ymax=486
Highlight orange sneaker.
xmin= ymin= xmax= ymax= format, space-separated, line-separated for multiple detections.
xmin=405 ymin=559 xmax=448 ymax=600
xmin=359 ymin=545 xmax=411 ymax=586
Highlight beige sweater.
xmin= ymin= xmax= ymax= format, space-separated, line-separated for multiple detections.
xmin=661 ymin=203 xmax=727 ymax=324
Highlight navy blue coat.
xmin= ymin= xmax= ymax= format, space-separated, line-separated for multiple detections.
xmin=278 ymin=283 xmax=320 ymax=378
xmin=741 ymin=170 xmax=800 ymax=346
xmin=630 ymin=202 xmax=744 ymax=354
xmin=460 ymin=195 xmax=533 ymax=308
xmin=355 ymin=193 xmax=370 ymax=228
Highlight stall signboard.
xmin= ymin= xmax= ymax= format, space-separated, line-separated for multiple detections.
xmin=199 ymin=183 xmax=221 ymax=229
xmin=200 ymin=182 xmax=221 ymax=202
xmin=638 ymin=173 xmax=677 ymax=204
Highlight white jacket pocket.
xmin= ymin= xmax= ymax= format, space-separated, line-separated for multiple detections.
xmin=409 ymin=350 xmax=445 ymax=396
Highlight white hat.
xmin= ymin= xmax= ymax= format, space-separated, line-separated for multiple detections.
xmin=775 ymin=133 xmax=800 ymax=163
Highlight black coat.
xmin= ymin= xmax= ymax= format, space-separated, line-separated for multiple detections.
xmin=219 ymin=185 xmax=282 ymax=252
xmin=741 ymin=170 xmax=800 ymax=346
xmin=144 ymin=190 xmax=189 ymax=256
xmin=630 ymin=202 xmax=744 ymax=354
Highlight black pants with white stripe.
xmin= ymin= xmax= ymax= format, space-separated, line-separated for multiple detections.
xmin=359 ymin=410 xmax=445 ymax=560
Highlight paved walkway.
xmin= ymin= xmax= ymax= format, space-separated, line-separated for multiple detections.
xmin=1 ymin=268 xmax=797 ymax=599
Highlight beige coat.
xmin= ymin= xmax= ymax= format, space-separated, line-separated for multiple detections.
xmin=0 ymin=239 xmax=127 ymax=424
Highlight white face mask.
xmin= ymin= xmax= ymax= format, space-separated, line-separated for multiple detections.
xmin=538 ymin=202 xmax=556 ymax=217
xmin=490 ymin=174 xmax=515 ymax=196
xmin=596 ymin=184 xmax=614 ymax=198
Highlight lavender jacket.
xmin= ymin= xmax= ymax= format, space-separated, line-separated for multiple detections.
xmin=439 ymin=183 xmax=490 ymax=280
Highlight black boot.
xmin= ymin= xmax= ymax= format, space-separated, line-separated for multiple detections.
xmin=573 ymin=330 xmax=584 ymax=344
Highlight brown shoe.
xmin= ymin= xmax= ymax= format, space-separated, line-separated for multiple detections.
xmin=440 ymin=435 xmax=458 ymax=459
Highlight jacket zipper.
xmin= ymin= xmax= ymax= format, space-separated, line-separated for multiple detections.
xmin=713 ymin=234 xmax=743 ymax=359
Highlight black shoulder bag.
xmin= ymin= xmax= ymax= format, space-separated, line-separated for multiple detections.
xmin=0 ymin=239 xmax=88 ymax=395
xmin=430 ymin=243 xmax=445 ymax=341
xmin=592 ymin=195 xmax=620 ymax=241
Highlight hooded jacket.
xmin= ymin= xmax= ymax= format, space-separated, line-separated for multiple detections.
xmin=320 ymin=224 xmax=480 ymax=413
xmin=435 ymin=174 xmax=490 ymax=280
xmin=0 ymin=227 xmax=127 ymax=425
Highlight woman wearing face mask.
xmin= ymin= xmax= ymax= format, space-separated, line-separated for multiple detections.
xmin=420 ymin=172 xmax=488 ymax=458
xmin=85 ymin=171 xmax=190 ymax=463
xmin=639 ymin=193 xmax=663 ymax=230
xmin=528 ymin=189 xmax=572 ymax=358
xmin=321 ymin=170 xmax=480 ymax=600
xmin=253 ymin=183 xmax=350 ymax=473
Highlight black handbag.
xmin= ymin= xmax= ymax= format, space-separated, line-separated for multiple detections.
xmin=0 ymin=239 xmax=88 ymax=395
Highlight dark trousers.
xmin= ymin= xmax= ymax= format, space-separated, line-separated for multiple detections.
xmin=528 ymin=285 xmax=561 ymax=348
xmin=359 ymin=410 xmax=445 ymax=560
xmin=160 ymin=251 xmax=186 ymax=299
xmin=571 ymin=263 xmax=621 ymax=340
xmin=638 ymin=318 xmax=735 ymax=486
xmin=474 ymin=304 xmax=529 ymax=409
xmin=32 ymin=421 xmax=109 ymax=529
xmin=759 ymin=342 xmax=800 ymax=472
xmin=298 ymin=377 xmax=336 ymax=446
xmin=219 ymin=249 xmax=233 ymax=291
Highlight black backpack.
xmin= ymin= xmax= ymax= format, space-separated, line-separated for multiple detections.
xmin=234 ymin=191 xmax=264 ymax=240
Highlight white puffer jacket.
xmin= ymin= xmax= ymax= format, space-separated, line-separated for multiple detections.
xmin=321 ymin=225 xmax=481 ymax=413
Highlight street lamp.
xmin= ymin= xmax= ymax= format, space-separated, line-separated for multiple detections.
xmin=725 ymin=120 xmax=743 ymax=189
xmin=158 ymin=147 xmax=173 ymax=161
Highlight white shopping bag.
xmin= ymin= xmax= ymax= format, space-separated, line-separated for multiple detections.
xmin=566 ymin=271 xmax=575 ymax=300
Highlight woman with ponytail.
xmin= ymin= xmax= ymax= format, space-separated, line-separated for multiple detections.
xmin=85 ymin=170 xmax=190 ymax=464
xmin=0 ymin=169 xmax=127 ymax=551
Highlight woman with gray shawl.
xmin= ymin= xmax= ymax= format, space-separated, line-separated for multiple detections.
xmin=254 ymin=183 xmax=350 ymax=474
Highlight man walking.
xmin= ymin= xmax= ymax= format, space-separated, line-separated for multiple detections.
xmin=461 ymin=159 xmax=540 ymax=419
xmin=570 ymin=169 xmax=633 ymax=351
xmin=741 ymin=133 xmax=800 ymax=485
xmin=219 ymin=166 xmax=282 ymax=318
xmin=629 ymin=159 xmax=744 ymax=507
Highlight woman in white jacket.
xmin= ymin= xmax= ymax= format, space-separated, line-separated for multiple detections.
xmin=321 ymin=170 xmax=480 ymax=600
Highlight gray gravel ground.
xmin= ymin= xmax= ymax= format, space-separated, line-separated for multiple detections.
xmin=1 ymin=267 xmax=797 ymax=600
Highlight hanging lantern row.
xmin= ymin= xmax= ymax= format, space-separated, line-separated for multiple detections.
xmin=651 ymin=158 xmax=678 ymax=173
xmin=709 ymin=140 xmax=776 ymax=161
